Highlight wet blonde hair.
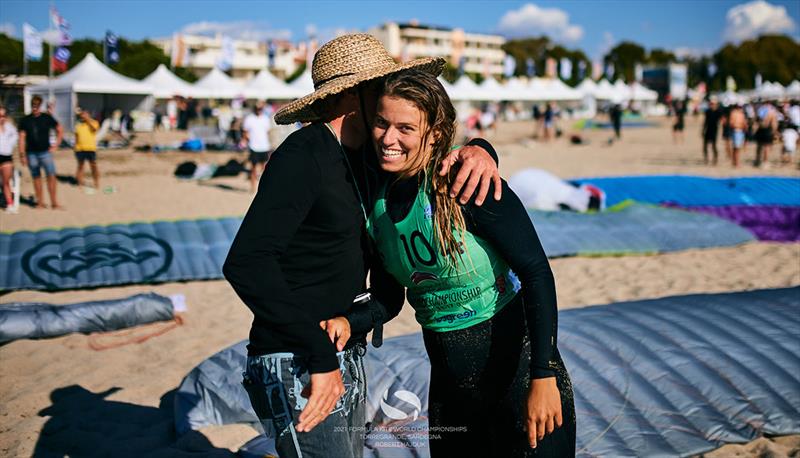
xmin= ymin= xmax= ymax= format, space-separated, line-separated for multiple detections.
xmin=380 ymin=70 xmax=465 ymax=267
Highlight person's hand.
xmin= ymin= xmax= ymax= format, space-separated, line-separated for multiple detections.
xmin=438 ymin=144 xmax=502 ymax=205
xmin=48 ymin=144 xmax=56 ymax=153
xmin=20 ymin=155 xmax=27 ymax=168
xmin=296 ymin=369 xmax=345 ymax=433
xmin=525 ymin=377 xmax=562 ymax=449
xmin=320 ymin=317 xmax=351 ymax=351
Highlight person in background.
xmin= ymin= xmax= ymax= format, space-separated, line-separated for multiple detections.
xmin=720 ymin=105 xmax=732 ymax=161
xmin=672 ymin=100 xmax=686 ymax=144
xmin=0 ymin=107 xmax=19 ymax=212
xmin=780 ymin=119 xmax=798 ymax=166
xmin=74 ymin=108 xmax=100 ymax=189
xmin=241 ymin=100 xmax=273 ymax=192
xmin=542 ymin=102 xmax=555 ymax=142
xmin=18 ymin=95 xmax=63 ymax=209
xmin=701 ymin=97 xmax=722 ymax=165
xmin=610 ymin=103 xmax=623 ymax=140
xmin=754 ymin=102 xmax=778 ymax=168
xmin=729 ymin=104 xmax=748 ymax=168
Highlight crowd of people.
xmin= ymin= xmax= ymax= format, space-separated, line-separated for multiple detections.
xmin=697 ymin=98 xmax=800 ymax=168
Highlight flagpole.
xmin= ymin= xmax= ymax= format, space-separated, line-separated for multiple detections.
xmin=48 ymin=3 xmax=54 ymax=103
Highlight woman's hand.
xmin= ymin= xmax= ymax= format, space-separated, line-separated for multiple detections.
xmin=438 ymin=144 xmax=502 ymax=205
xmin=525 ymin=377 xmax=563 ymax=449
xmin=319 ymin=317 xmax=351 ymax=351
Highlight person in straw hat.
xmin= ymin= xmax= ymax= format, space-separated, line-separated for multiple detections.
xmin=224 ymin=33 xmax=501 ymax=458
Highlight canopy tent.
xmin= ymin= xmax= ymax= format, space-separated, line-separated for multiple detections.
xmin=142 ymin=64 xmax=198 ymax=99
xmin=447 ymin=75 xmax=482 ymax=101
xmin=477 ymin=77 xmax=508 ymax=101
xmin=576 ymin=78 xmax=599 ymax=97
xmin=594 ymin=79 xmax=617 ymax=100
xmin=192 ymin=68 xmax=244 ymax=99
xmin=786 ymin=80 xmax=800 ymax=98
xmin=530 ymin=78 xmax=582 ymax=101
xmin=628 ymin=82 xmax=658 ymax=102
xmin=286 ymin=69 xmax=314 ymax=98
xmin=27 ymin=53 xmax=153 ymax=131
xmin=505 ymin=77 xmax=538 ymax=102
xmin=757 ymin=81 xmax=786 ymax=100
xmin=243 ymin=69 xmax=294 ymax=100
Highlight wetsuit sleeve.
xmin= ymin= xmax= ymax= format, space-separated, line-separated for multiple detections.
xmin=344 ymin=252 xmax=405 ymax=347
xmin=463 ymin=179 xmax=558 ymax=379
xmin=223 ymin=140 xmax=338 ymax=374
xmin=465 ymin=137 xmax=498 ymax=164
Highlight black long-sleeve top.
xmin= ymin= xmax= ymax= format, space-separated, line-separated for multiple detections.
xmin=356 ymin=145 xmax=559 ymax=379
xmin=223 ymin=123 xmax=367 ymax=373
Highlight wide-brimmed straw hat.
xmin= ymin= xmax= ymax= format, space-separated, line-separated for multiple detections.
xmin=274 ymin=33 xmax=445 ymax=125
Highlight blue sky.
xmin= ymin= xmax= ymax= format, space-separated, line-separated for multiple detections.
xmin=1 ymin=0 xmax=798 ymax=59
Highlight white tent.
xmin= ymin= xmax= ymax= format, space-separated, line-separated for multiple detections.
xmin=448 ymin=75 xmax=482 ymax=101
xmin=757 ymin=81 xmax=785 ymax=99
xmin=613 ymin=80 xmax=631 ymax=102
xmin=27 ymin=53 xmax=153 ymax=130
xmin=193 ymin=67 xmax=244 ymax=99
xmin=505 ymin=77 xmax=538 ymax=101
xmin=576 ymin=78 xmax=599 ymax=97
xmin=594 ymin=79 xmax=617 ymax=100
xmin=286 ymin=69 xmax=314 ymax=98
xmin=786 ymin=80 xmax=800 ymax=98
xmin=529 ymin=78 xmax=582 ymax=101
xmin=477 ymin=77 xmax=508 ymax=101
xmin=243 ymin=69 xmax=294 ymax=100
xmin=143 ymin=64 xmax=197 ymax=99
xmin=629 ymin=82 xmax=658 ymax=102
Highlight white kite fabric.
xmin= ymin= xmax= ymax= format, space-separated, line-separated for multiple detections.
xmin=175 ymin=287 xmax=800 ymax=458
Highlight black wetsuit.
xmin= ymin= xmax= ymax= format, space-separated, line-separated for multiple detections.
xmin=703 ymin=107 xmax=722 ymax=163
xmin=367 ymin=173 xmax=576 ymax=457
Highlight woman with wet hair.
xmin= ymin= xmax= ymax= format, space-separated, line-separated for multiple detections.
xmin=363 ymin=70 xmax=576 ymax=457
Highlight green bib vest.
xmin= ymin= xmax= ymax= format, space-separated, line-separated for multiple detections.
xmin=367 ymin=181 xmax=520 ymax=332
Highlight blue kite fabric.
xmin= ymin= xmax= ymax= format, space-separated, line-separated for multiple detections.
xmin=571 ymin=176 xmax=800 ymax=207
xmin=530 ymin=201 xmax=755 ymax=257
xmin=174 ymin=287 xmax=800 ymax=458
xmin=0 ymin=293 xmax=175 ymax=344
xmin=0 ymin=205 xmax=754 ymax=291
xmin=0 ymin=218 xmax=242 ymax=291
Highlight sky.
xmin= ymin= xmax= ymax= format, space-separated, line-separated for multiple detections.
xmin=1 ymin=0 xmax=798 ymax=59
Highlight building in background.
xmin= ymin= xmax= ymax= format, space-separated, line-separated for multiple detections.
xmin=369 ymin=21 xmax=506 ymax=77
xmin=152 ymin=34 xmax=303 ymax=81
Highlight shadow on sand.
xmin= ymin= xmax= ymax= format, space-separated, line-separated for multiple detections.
xmin=32 ymin=385 xmax=235 ymax=458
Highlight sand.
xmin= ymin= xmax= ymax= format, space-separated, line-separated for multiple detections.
xmin=1 ymin=115 xmax=798 ymax=457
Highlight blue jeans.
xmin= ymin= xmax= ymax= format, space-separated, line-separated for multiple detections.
xmin=243 ymin=345 xmax=367 ymax=458
xmin=26 ymin=151 xmax=56 ymax=178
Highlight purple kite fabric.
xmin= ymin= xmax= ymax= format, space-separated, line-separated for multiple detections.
xmin=664 ymin=204 xmax=800 ymax=242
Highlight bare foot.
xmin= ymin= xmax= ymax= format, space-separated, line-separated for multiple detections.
xmin=35 ymin=203 xmax=48 ymax=209
xmin=51 ymin=204 xmax=65 ymax=210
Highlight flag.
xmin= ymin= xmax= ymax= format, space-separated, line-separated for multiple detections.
xmin=707 ymin=62 xmax=717 ymax=78
xmin=503 ymin=55 xmax=516 ymax=78
xmin=559 ymin=58 xmax=572 ymax=80
xmin=50 ymin=6 xmax=71 ymax=46
xmin=577 ymin=61 xmax=587 ymax=80
xmin=104 ymin=30 xmax=120 ymax=64
xmin=23 ymin=23 xmax=43 ymax=62
xmin=545 ymin=57 xmax=557 ymax=78
xmin=171 ymin=33 xmax=189 ymax=67
xmin=592 ymin=61 xmax=602 ymax=80
xmin=267 ymin=40 xmax=276 ymax=68
xmin=526 ymin=58 xmax=535 ymax=77
xmin=755 ymin=73 xmax=762 ymax=88
xmin=52 ymin=46 xmax=70 ymax=72
xmin=458 ymin=56 xmax=466 ymax=77
xmin=635 ymin=64 xmax=643 ymax=82
xmin=726 ymin=76 xmax=737 ymax=92
xmin=216 ymin=35 xmax=235 ymax=71
xmin=605 ymin=63 xmax=615 ymax=79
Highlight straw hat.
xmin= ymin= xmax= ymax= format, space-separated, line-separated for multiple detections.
xmin=274 ymin=33 xmax=445 ymax=124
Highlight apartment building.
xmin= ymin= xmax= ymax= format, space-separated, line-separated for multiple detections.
xmin=369 ymin=21 xmax=506 ymax=77
xmin=152 ymin=34 xmax=304 ymax=81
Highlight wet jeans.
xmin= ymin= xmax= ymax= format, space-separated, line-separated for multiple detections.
xmin=243 ymin=345 xmax=367 ymax=458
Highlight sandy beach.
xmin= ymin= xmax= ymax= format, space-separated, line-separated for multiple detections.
xmin=1 ymin=115 xmax=798 ymax=457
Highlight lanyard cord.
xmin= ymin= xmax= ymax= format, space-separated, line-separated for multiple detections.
xmin=325 ymin=122 xmax=368 ymax=222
